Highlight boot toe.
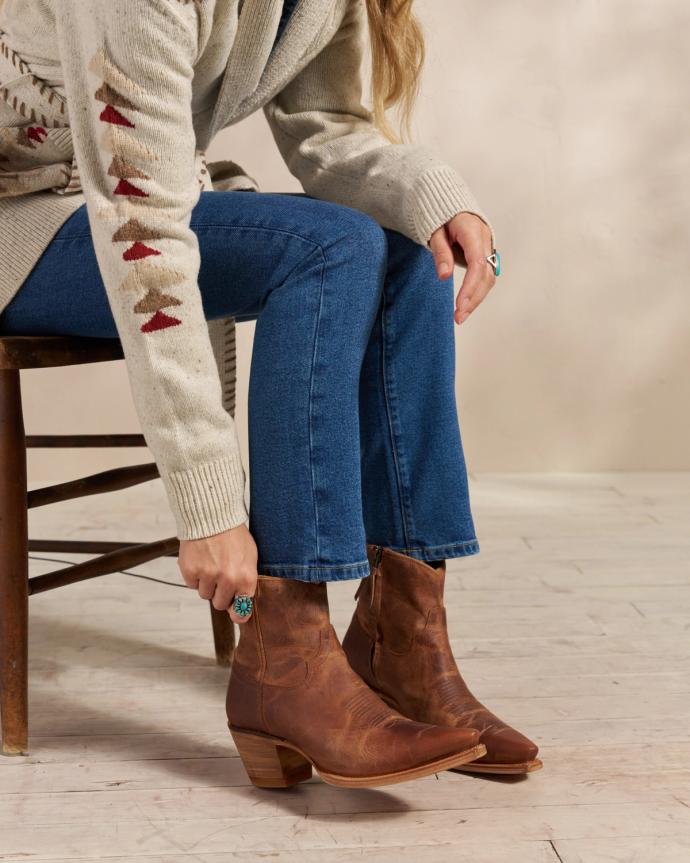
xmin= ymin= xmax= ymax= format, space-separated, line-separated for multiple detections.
xmin=416 ymin=723 xmax=482 ymax=764
xmin=479 ymin=725 xmax=539 ymax=765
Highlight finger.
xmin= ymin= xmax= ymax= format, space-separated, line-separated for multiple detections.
xmin=196 ymin=575 xmax=216 ymax=602
xmin=211 ymin=577 xmax=235 ymax=612
xmin=455 ymin=260 xmax=484 ymax=324
xmin=228 ymin=571 xmax=258 ymax=625
xmin=178 ymin=558 xmax=201 ymax=591
xmin=453 ymin=223 xmax=494 ymax=323
xmin=428 ymin=227 xmax=455 ymax=280
xmin=180 ymin=569 xmax=199 ymax=590
xmin=455 ymin=262 xmax=496 ymax=324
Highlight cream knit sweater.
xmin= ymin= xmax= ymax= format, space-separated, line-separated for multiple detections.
xmin=0 ymin=0 xmax=495 ymax=540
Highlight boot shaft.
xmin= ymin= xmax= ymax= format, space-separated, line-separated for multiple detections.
xmin=234 ymin=575 xmax=330 ymax=670
xmin=355 ymin=545 xmax=447 ymax=644
xmin=227 ymin=575 xmax=332 ymax=730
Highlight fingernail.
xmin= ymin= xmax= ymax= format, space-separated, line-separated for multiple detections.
xmin=460 ymin=311 xmax=470 ymax=323
xmin=440 ymin=263 xmax=451 ymax=277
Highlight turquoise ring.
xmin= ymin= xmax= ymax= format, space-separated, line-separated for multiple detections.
xmin=486 ymin=249 xmax=501 ymax=276
xmin=232 ymin=594 xmax=254 ymax=618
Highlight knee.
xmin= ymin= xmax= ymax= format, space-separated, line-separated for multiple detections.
xmin=325 ymin=206 xmax=388 ymax=275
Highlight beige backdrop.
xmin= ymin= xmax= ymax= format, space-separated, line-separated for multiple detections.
xmin=22 ymin=0 xmax=690 ymax=483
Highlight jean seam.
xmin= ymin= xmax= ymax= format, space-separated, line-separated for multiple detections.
xmin=259 ymin=560 xmax=371 ymax=583
xmin=272 ymin=237 xmax=324 ymax=296
xmin=192 ymin=224 xmax=332 ymax=243
xmin=192 ymin=224 xmax=331 ymax=308
xmin=50 ymin=225 xmax=330 ymax=246
xmin=260 ymin=558 xmax=370 ymax=571
xmin=384 ymin=539 xmax=479 ymax=553
xmin=380 ymin=286 xmax=413 ymax=548
xmin=307 ymin=246 xmax=328 ymax=563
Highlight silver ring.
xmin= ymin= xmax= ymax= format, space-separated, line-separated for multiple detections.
xmin=232 ymin=594 xmax=254 ymax=618
xmin=486 ymin=248 xmax=501 ymax=277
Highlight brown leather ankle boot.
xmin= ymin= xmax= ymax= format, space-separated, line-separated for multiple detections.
xmin=342 ymin=545 xmax=542 ymax=775
xmin=226 ymin=574 xmax=485 ymax=788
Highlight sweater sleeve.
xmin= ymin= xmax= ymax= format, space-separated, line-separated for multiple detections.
xmin=263 ymin=0 xmax=496 ymax=254
xmin=54 ymin=0 xmax=248 ymax=541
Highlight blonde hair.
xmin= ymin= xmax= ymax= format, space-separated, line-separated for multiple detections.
xmin=364 ymin=0 xmax=426 ymax=144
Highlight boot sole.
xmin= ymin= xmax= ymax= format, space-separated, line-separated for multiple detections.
xmin=229 ymin=724 xmax=487 ymax=789
xmin=452 ymin=757 xmax=543 ymax=775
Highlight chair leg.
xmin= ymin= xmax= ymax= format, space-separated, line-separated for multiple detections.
xmin=209 ymin=602 xmax=235 ymax=667
xmin=0 ymin=370 xmax=29 ymax=756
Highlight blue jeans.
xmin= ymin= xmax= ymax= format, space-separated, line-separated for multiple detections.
xmin=0 ymin=191 xmax=479 ymax=580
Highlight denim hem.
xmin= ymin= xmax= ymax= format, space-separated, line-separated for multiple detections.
xmin=258 ymin=558 xmax=371 ymax=583
xmin=380 ymin=538 xmax=481 ymax=561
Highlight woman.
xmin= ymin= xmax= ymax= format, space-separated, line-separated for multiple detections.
xmin=0 ymin=0 xmax=540 ymax=786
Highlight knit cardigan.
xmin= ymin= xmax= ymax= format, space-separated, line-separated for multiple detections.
xmin=0 ymin=0 xmax=496 ymax=540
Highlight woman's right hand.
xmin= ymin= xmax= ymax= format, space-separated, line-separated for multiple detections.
xmin=178 ymin=523 xmax=258 ymax=624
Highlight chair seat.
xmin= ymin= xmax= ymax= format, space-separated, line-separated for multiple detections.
xmin=0 ymin=335 xmax=123 ymax=370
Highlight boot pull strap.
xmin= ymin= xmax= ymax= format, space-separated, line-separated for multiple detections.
xmin=370 ymin=545 xmax=384 ymax=615
xmin=354 ymin=545 xmax=383 ymax=612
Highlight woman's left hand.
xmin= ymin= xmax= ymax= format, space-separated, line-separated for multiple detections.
xmin=428 ymin=212 xmax=496 ymax=325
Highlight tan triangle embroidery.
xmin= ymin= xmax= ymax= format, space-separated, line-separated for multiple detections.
xmin=107 ymin=156 xmax=150 ymax=180
xmin=100 ymin=125 xmax=159 ymax=162
xmin=133 ymin=288 xmax=183 ymax=314
xmin=97 ymin=202 xmax=169 ymax=222
xmin=88 ymin=49 xmax=145 ymax=98
xmin=16 ymin=128 xmax=36 ymax=149
xmin=111 ymin=218 xmax=164 ymax=243
xmin=94 ymin=82 xmax=137 ymax=111
xmin=120 ymin=262 xmax=187 ymax=294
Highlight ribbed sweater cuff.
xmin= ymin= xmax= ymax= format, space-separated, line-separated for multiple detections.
xmin=161 ymin=454 xmax=248 ymax=541
xmin=406 ymin=165 xmax=497 ymax=251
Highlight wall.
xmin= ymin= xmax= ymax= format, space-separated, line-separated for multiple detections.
xmin=21 ymin=0 xmax=690 ymax=483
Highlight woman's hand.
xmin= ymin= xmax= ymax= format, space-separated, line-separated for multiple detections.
xmin=178 ymin=523 xmax=258 ymax=624
xmin=429 ymin=212 xmax=497 ymax=325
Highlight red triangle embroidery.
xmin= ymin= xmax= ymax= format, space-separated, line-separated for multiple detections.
xmin=99 ymin=105 xmax=135 ymax=128
xmin=113 ymin=178 xmax=148 ymax=198
xmin=122 ymin=242 xmax=161 ymax=261
xmin=141 ymin=310 xmax=182 ymax=333
xmin=27 ymin=127 xmax=48 ymax=144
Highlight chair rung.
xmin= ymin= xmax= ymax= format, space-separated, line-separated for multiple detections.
xmin=26 ymin=434 xmax=146 ymax=448
xmin=28 ymin=463 xmax=159 ymax=509
xmin=29 ymin=538 xmax=179 ymax=556
xmin=28 ymin=537 xmax=180 ymax=595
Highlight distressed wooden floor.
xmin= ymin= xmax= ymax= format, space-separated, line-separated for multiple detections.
xmin=2 ymin=473 xmax=689 ymax=862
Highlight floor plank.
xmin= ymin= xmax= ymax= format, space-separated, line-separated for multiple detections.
xmin=3 ymin=472 xmax=689 ymax=862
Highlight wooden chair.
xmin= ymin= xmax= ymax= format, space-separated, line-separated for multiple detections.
xmin=0 ymin=317 xmax=239 ymax=755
